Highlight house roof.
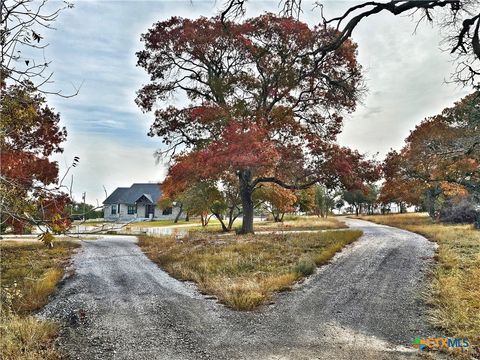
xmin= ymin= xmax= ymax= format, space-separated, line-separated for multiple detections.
xmin=135 ymin=193 xmax=153 ymax=204
xmin=103 ymin=187 xmax=129 ymax=204
xmin=103 ymin=183 xmax=162 ymax=205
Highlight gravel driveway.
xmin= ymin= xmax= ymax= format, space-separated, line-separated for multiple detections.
xmin=40 ymin=218 xmax=438 ymax=360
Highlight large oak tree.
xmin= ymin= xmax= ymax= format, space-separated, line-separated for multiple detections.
xmin=137 ymin=14 xmax=378 ymax=233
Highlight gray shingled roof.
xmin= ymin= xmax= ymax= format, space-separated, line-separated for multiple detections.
xmin=103 ymin=183 xmax=162 ymax=205
xmin=103 ymin=187 xmax=128 ymax=204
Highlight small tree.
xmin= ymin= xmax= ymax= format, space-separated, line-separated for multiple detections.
xmin=177 ymin=182 xmax=224 ymax=227
xmin=161 ymin=178 xmax=242 ymax=231
xmin=296 ymin=187 xmax=316 ymax=214
xmin=342 ymin=189 xmax=367 ymax=216
xmin=255 ymin=183 xmax=297 ymax=222
xmin=363 ymin=184 xmax=379 ymax=215
xmin=313 ymin=185 xmax=337 ymax=218
xmin=314 ymin=186 xmax=327 ymax=217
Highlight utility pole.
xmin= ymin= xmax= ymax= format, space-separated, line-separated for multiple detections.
xmin=82 ymin=192 xmax=86 ymax=221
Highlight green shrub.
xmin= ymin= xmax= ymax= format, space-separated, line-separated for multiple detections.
xmin=292 ymin=258 xmax=315 ymax=276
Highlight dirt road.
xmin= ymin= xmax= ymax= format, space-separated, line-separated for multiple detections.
xmin=40 ymin=218 xmax=438 ymax=359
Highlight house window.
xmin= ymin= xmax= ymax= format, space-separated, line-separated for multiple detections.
xmin=111 ymin=205 xmax=117 ymax=215
xmin=162 ymin=207 xmax=172 ymax=215
xmin=127 ymin=205 xmax=136 ymax=215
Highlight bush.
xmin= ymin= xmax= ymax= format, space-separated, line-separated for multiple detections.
xmin=292 ymin=258 xmax=316 ymax=276
xmin=0 ymin=312 xmax=61 ymax=360
xmin=282 ymin=214 xmax=300 ymax=221
xmin=439 ymin=199 xmax=480 ymax=225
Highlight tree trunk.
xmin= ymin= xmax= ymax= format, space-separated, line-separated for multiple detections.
xmin=213 ymin=212 xmax=229 ymax=232
xmin=173 ymin=203 xmax=183 ymax=223
xmin=272 ymin=209 xmax=282 ymax=222
xmin=220 ymin=221 xmax=228 ymax=232
xmin=355 ymin=205 xmax=359 ymax=216
xmin=238 ymin=169 xmax=254 ymax=234
xmin=227 ymin=206 xmax=240 ymax=231
xmin=203 ymin=213 xmax=212 ymax=226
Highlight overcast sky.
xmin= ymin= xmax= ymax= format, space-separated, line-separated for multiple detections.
xmin=44 ymin=0 xmax=473 ymax=204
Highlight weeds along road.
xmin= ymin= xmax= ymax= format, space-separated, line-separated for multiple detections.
xmin=40 ymin=218 xmax=437 ymax=360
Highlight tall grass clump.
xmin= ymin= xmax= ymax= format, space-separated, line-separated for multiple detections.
xmin=0 ymin=240 xmax=79 ymax=359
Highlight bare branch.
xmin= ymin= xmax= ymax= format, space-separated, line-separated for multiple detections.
xmin=1 ymin=0 xmax=78 ymax=96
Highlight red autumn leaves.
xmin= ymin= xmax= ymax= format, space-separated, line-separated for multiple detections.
xmin=136 ymin=14 xmax=378 ymax=232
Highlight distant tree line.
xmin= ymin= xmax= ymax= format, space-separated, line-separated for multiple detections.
xmin=66 ymin=201 xmax=103 ymax=221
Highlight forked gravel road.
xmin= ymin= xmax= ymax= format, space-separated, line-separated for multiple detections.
xmin=40 ymin=218 xmax=439 ymax=360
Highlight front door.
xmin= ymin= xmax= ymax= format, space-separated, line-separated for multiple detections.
xmin=145 ymin=205 xmax=154 ymax=218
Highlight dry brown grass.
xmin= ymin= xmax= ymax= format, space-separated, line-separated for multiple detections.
xmin=357 ymin=213 xmax=480 ymax=339
xmin=128 ymin=219 xmax=200 ymax=227
xmin=187 ymin=215 xmax=347 ymax=234
xmin=1 ymin=315 xmax=62 ymax=360
xmin=0 ymin=240 xmax=79 ymax=360
xmin=139 ymin=229 xmax=362 ymax=310
xmin=254 ymin=215 xmax=347 ymax=232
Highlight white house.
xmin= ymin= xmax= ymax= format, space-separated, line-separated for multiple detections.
xmin=103 ymin=183 xmax=182 ymax=221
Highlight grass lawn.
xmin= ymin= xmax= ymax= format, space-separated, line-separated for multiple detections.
xmin=0 ymin=240 xmax=80 ymax=360
xmin=139 ymin=229 xmax=362 ymax=310
xmin=73 ymin=220 xmax=108 ymax=225
xmin=254 ymin=215 xmax=347 ymax=231
xmin=130 ymin=215 xmax=346 ymax=232
xmin=186 ymin=215 xmax=347 ymax=234
xmin=128 ymin=219 xmax=201 ymax=227
xmin=357 ymin=213 xmax=480 ymax=339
